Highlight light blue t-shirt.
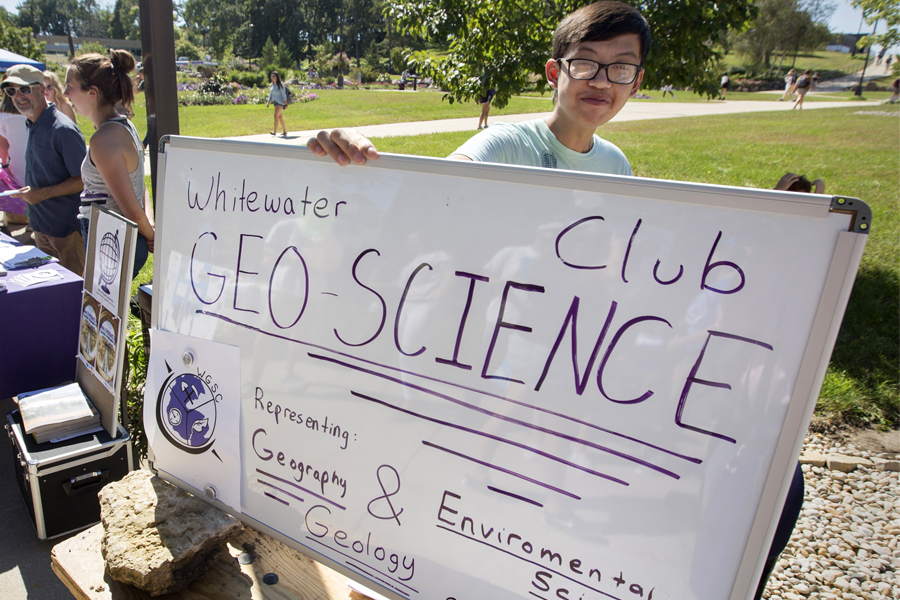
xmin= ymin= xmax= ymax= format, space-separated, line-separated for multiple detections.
xmin=452 ymin=118 xmax=632 ymax=176
xmin=268 ymin=83 xmax=287 ymax=105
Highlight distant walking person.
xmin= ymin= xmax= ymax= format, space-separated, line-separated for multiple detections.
xmin=780 ymin=68 xmax=797 ymax=101
xmin=719 ymin=73 xmax=730 ymax=99
xmin=477 ymin=87 xmax=495 ymax=130
xmin=661 ymin=83 xmax=675 ymax=98
xmin=886 ymin=54 xmax=893 ymax=72
xmin=810 ymin=71 xmax=819 ymax=91
xmin=792 ymin=70 xmax=811 ymax=110
xmin=266 ymin=71 xmax=288 ymax=138
xmin=66 ymin=50 xmax=154 ymax=277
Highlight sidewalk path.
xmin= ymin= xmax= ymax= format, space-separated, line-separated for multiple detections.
xmin=813 ymin=68 xmax=892 ymax=92
xmin=224 ymin=98 xmax=882 ymax=146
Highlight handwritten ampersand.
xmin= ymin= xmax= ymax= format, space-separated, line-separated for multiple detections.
xmin=367 ymin=464 xmax=403 ymax=526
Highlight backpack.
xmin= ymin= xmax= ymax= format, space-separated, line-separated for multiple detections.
xmin=796 ymin=75 xmax=809 ymax=89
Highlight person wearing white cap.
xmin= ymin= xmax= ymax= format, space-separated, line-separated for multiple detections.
xmin=1 ymin=64 xmax=86 ymax=274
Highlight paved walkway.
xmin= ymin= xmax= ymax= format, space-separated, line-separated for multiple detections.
xmin=813 ymin=67 xmax=894 ymax=92
xmin=225 ymin=97 xmax=882 ymax=147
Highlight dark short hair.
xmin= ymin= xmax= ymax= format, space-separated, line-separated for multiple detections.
xmin=787 ymin=175 xmax=813 ymax=193
xmin=552 ymin=1 xmax=652 ymax=64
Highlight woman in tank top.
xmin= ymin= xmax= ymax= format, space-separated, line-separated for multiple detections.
xmin=64 ymin=49 xmax=154 ymax=277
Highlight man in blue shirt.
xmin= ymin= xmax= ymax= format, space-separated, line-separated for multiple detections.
xmin=2 ymin=64 xmax=86 ymax=274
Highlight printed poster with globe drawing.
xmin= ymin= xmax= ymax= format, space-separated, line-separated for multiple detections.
xmin=92 ymin=210 xmax=126 ymax=314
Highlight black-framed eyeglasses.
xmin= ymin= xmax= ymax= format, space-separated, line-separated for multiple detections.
xmin=1 ymin=84 xmax=38 ymax=97
xmin=557 ymin=59 xmax=642 ymax=84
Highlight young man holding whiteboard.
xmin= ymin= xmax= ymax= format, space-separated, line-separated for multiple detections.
xmin=307 ymin=3 xmax=803 ymax=597
xmin=308 ymin=1 xmax=645 ymax=175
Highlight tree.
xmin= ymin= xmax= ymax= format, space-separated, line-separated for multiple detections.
xmin=276 ymin=38 xmax=294 ymax=69
xmin=851 ymin=0 xmax=900 ymax=49
xmin=76 ymin=40 xmax=107 ymax=55
xmin=16 ymin=0 xmax=112 ymax=57
xmin=261 ymin=35 xmax=277 ymax=67
xmin=732 ymin=0 xmax=833 ymax=73
xmin=0 ymin=10 xmax=46 ymax=61
xmin=80 ymin=0 xmax=111 ymax=37
xmin=16 ymin=0 xmax=109 ymax=37
xmin=109 ymin=0 xmax=141 ymax=40
xmin=389 ymin=0 xmax=757 ymax=106
xmin=175 ymin=30 xmax=205 ymax=61
xmin=183 ymin=0 xmax=248 ymax=61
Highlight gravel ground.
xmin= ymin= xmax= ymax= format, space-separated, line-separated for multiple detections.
xmin=763 ymin=433 xmax=899 ymax=600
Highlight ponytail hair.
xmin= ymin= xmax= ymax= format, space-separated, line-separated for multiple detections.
xmin=68 ymin=49 xmax=136 ymax=109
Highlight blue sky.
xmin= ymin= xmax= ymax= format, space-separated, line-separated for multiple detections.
xmin=0 ymin=0 xmax=895 ymax=52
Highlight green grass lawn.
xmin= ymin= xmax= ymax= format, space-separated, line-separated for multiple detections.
xmin=720 ymin=49 xmax=871 ymax=76
xmin=178 ymin=89 xmax=553 ymax=138
xmin=373 ymin=106 xmax=900 ymax=429
xmin=74 ymin=89 xmax=552 ymax=142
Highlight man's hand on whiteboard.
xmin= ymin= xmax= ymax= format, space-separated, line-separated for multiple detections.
xmin=307 ymin=129 xmax=379 ymax=166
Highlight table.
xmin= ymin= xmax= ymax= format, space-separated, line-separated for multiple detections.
xmin=0 ymin=233 xmax=83 ymax=399
xmin=51 ymin=522 xmax=372 ymax=600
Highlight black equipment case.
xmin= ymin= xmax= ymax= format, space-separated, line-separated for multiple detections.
xmin=4 ymin=409 xmax=131 ymax=539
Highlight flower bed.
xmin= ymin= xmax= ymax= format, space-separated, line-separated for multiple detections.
xmin=178 ymin=86 xmax=319 ymax=107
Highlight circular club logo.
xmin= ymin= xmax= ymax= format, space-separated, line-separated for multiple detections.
xmin=156 ymin=372 xmax=219 ymax=454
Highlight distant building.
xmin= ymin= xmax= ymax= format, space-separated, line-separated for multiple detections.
xmin=831 ymin=33 xmax=868 ymax=56
xmin=826 ymin=44 xmax=852 ymax=53
xmin=36 ymin=35 xmax=142 ymax=59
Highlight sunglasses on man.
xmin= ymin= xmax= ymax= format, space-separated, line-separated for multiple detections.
xmin=1 ymin=84 xmax=39 ymax=97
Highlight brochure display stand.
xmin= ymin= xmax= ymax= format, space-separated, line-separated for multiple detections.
xmin=5 ymin=206 xmax=137 ymax=539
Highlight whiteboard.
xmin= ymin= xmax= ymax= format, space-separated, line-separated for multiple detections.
xmin=150 ymin=136 xmax=868 ymax=600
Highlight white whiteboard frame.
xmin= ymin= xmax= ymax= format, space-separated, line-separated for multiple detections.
xmin=149 ymin=136 xmax=868 ymax=600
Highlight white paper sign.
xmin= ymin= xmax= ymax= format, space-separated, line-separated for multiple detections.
xmin=144 ymin=330 xmax=242 ymax=510
xmin=92 ymin=210 xmax=126 ymax=312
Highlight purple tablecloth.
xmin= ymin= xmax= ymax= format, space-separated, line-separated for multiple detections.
xmin=0 ymin=234 xmax=83 ymax=399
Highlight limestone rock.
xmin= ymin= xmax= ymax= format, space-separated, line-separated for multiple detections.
xmin=870 ymin=457 xmax=900 ymax=472
xmin=826 ymin=455 xmax=873 ymax=473
xmin=800 ymin=451 xmax=827 ymax=467
xmin=98 ymin=469 xmax=243 ymax=596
